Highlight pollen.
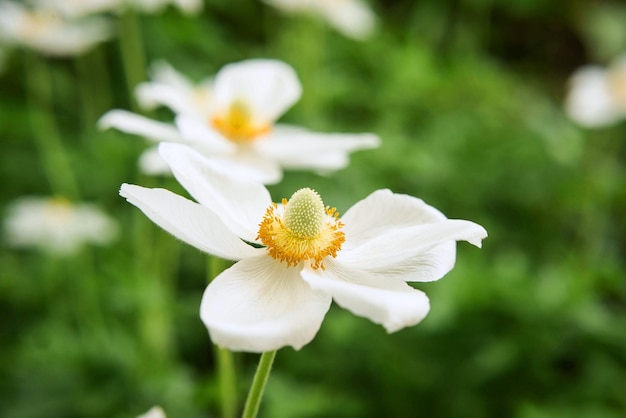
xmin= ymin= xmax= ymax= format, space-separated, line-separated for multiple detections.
xmin=211 ymin=101 xmax=271 ymax=143
xmin=257 ymin=188 xmax=345 ymax=270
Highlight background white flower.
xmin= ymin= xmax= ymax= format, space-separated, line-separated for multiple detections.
xmin=100 ymin=58 xmax=380 ymax=183
xmin=262 ymin=0 xmax=376 ymax=40
xmin=33 ymin=0 xmax=121 ymax=18
xmin=33 ymin=0 xmax=202 ymax=17
xmin=0 ymin=1 xmax=113 ymax=56
xmin=136 ymin=406 xmax=166 ymax=418
xmin=565 ymin=54 xmax=626 ymax=127
xmin=120 ymin=143 xmax=487 ymax=352
xmin=3 ymin=196 xmax=119 ymax=255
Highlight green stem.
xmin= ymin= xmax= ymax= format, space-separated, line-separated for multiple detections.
xmin=241 ymin=350 xmax=277 ymax=418
xmin=218 ymin=346 xmax=238 ymax=418
xmin=24 ymin=52 xmax=80 ymax=199
xmin=208 ymin=256 xmax=238 ymax=418
xmin=118 ymin=8 xmax=147 ymax=112
xmin=75 ymin=47 xmax=113 ymax=133
xmin=75 ymin=54 xmax=99 ymax=131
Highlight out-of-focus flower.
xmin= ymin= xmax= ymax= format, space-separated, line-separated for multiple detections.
xmin=4 ymin=196 xmax=118 ymax=255
xmin=565 ymin=55 xmax=626 ymax=127
xmin=33 ymin=0 xmax=202 ymax=17
xmin=262 ymin=0 xmax=376 ymax=40
xmin=33 ymin=0 xmax=121 ymax=18
xmin=120 ymin=143 xmax=487 ymax=352
xmin=100 ymin=59 xmax=379 ymax=183
xmin=136 ymin=406 xmax=166 ymax=418
xmin=130 ymin=0 xmax=203 ymax=15
xmin=0 ymin=1 xmax=113 ymax=56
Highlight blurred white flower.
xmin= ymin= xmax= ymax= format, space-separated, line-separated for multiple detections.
xmin=262 ymin=0 xmax=376 ymax=40
xmin=0 ymin=1 xmax=113 ymax=56
xmin=565 ymin=55 xmax=626 ymax=128
xmin=100 ymin=58 xmax=379 ymax=183
xmin=120 ymin=143 xmax=487 ymax=352
xmin=33 ymin=0 xmax=202 ymax=17
xmin=4 ymin=196 xmax=119 ymax=255
xmin=136 ymin=406 xmax=166 ymax=418
xmin=130 ymin=0 xmax=203 ymax=15
xmin=33 ymin=0 xmax=122 ymax=18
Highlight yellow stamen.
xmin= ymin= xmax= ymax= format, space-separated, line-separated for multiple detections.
xmin=211 ymin=101 xmax=271 ymax=143
xmin=257 ymin=188 xmax=345 ymax=270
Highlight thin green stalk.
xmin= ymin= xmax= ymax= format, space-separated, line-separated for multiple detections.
xmin=218 ymin=346 xmax=238 ymax=418
xmin=241 ymin=351 xmax=277 ymax=418
xmin=24 ymin=52 xmax=80 ymax=199
xmin=74 ymin=54 xmax=99 ymax=130
xmin=75 ymin=47 xmax=113 ymax=132
xmin=118 ymin=8 xmax=147 ymax=112
xmin=208 ymin=256 xmax=238 ymax=418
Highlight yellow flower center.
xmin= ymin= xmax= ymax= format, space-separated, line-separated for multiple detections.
xmin=257 ymin=188 xmax=345 ymax=270
xmin=20 ymin=12 xmax=59 ymax=39
xmin=45 ymin=197 xmax=74 ymax=226
xmin=211 ymin=101 xmax=271 ymax=143
xmin=609 ymin=68 xmax=626 ymax=108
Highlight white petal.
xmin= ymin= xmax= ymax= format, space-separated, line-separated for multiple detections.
xmin=340 ymin=189 xmax=448 ymax=247
xmin=339 ymin=220 xmax=486 ymax=281
xmin=136 ymin=82 xmax=194 ymax=114
xmin=173 ymin=0 xmax=202 ymax=14
xmin=301 ymin=260 xmax=430 ymax=333
xmin=136 ymin=406 xmax=166 ymax=418
xmin=212 ymin=59 xmax=301 ymax=123
xmin=255 ymin=124 xmax=380 ymax=171
xmin=158 ymin=143 xmax=272 ymax=242
xmin=138 ymin=147 xmax=171 ymax=175
xmin=205 ymin=150 xmax=283 ymax=185
xmin=175 ymin=115 xmax=236 ymax=154
xmin=200 ymin=255 xmax=332 ymax=352
xmin=565 ymin=66 xmax=620 ymax=127
xmin=98 ymin=110 xmax=185 ymax=143
xmin=337 ymin=190 xmax=486 ymax=281
xmin=319 ymin=0 xmax=376 ymax=40
xmin=149 ymin=60 xmax=194 ymax=90
xmin=169 ymin=116 xmax=285 ymax=184
xmin=120 ymin=184 xmax=260 ymax=260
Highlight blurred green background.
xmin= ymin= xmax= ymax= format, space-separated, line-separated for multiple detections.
xmin=1 ymin=0 xmax=626 ymax=417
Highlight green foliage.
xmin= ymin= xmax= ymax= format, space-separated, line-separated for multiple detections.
xmin=1 ymin=0 xmax=625 ymax=417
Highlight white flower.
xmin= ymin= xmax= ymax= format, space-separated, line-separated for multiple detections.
xmin=32 ymin=0 xmax=202 ymax=17
xmin=32 ymin=0 xmax=122 ymax=18
xmin=3 ymin=196 xmax=119 ymax=255
xmin=262 ymin=0 xmax=376 ymax=40
xmin=100 ymin=59 xmax=379 ymax=183
xmin=0 ymin=1 xmax=113 ymax=56
xmin=565 ymin=55 xmax=626 ymax=127
xmin=136 ymin=406 xmax=166 ymax=418
xmin=129 ymin=0 xmax=203 ymax=15
xmin=120 ymin=143 xmax=487 ymax=352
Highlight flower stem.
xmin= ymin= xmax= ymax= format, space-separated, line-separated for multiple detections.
xmin=208 ymin=256 xmax=237 ymax=418
xmin=241 ymin=350 xmax=277 ymax=418
xmin=118 ymin=8 xmax=147 ymax=112
xmin=218 ymin=346 xmax=237 ymax=418
xmin=24 ymin=52 xmax=80 ymax=200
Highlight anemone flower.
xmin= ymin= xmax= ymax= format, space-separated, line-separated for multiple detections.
xmin=120 ymin=143 xmax=487 ymax=352
xmin=565 ymin=55 xmax=626 ymax=128
xmin=33 ymin=0 xmax=202 ymax=17
xmin=0 ymin=1 xmax=113 ymax=56
xmin=4 ymin=196 xmax=118 ymax=255
xmin=32 ymin=0 xmax=121 ymax=18
xmin=99 ymin=58 xmax=380 ymax=183
xmin=136 ymin=406 xmax=166 ymax=418
xmin=262 ymin=0 xmax=376 ymax=40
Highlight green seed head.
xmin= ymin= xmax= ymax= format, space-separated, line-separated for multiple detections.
xmin=283 ymin=188 xmax=325 ymax=239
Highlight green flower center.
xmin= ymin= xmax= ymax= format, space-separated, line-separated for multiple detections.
xmin=282 ymin=188 xmax=325 ymax=239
